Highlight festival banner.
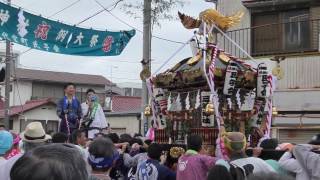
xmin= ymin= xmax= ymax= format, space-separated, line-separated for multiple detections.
xmin=0 ymin=2 xmax=136 ymax=56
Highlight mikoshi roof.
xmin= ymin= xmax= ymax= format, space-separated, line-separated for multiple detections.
xmin=153 ymin=47 xmax=256 ymax=91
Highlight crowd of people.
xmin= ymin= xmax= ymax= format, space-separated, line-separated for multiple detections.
xmin=0 ymin=83 xmax=320 ymax=180
xmin=0 ymin=120 xmax=320 ymax=180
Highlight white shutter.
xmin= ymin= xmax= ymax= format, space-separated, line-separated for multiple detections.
xmin=279 ymin=129 xmax=320 ymax=144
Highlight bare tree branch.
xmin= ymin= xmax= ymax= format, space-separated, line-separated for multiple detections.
xmin=108 ymin=0 xmax=126 ymax=11
xmin=119 ymin=0 xmax=186 ymax=28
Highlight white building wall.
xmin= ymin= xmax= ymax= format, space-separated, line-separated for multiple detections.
xmin=21 ymin=104 xmax=59 ymax=121
xmin=276 ymin=55 xmax=320 ymax=89
xmin=12 ymin=104 xmax=58 ymax=133
xmin=11 ymin=81 xmax=32 ymax=106
xmin=108 ymin=116 xmax=140 ymax=136
xmin=217 ymin=0 xmax=251 ymax=57
xmin=247 ymin=55 xmax=320 ymax=90
xmin=274 ymin=89 xmax=320 ymax=111
xmin=0 ymin=80 xmax=33 ymax=106
xmin=249 ymin=56 xmax=320 ymax=126
xmin=76 ymin=85 xmax=106 ymax=94
xmin=12 ymin=117 xmax=20 ymax=133
xmin=217 ymin=0 xmax=251 ymax=30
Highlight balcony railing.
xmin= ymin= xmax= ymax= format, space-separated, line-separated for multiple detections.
xmin=219 ymin=19 xmax=320 ymax=59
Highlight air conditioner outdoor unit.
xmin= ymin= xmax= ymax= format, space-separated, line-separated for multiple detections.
xmin=104 ymin=97 xmax=112 ymax=112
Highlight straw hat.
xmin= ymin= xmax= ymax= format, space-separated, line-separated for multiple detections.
xmin=20 ymin=122 xmax=51 ymax=143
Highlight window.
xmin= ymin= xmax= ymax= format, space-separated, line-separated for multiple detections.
xmin=76 ymin=92 xmax=86 ymax=103
xmin=32 ymin=83 xmax=64 ymax=101
xmin=283 ymin=11 xmax=310 ymax=51
xmin=20 ymin=119 xmax=59 ymax=134
xmin=124 ymin=88 xmax=132 ymax=96
xmin=133 ymin=88 xmax=142 ymax=97
xmin=46 ymin=121 xmax=59 ymax=134
xmin=251 ymin=9 xmax=314 ymax=56
xmin=252 ymin=13 xmax=280 ymax=56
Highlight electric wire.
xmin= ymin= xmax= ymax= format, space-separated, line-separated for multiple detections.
xmin=93 ymin=0 xmax=186 ymax=44
xmin=19 ymin=0 xmax=185 ymax=56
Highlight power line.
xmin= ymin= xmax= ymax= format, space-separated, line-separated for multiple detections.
xmin=76 ymin=9 xmax=105 ymax=25
xmin=152 ymin=36 xmax=192 ymax=75
xmin=18 ymin=0 xmax=185 ymax=57
xmin=93 ymin=0 xmax=186 ymax=45
xmin=49 ymin=0 xmax=81 ymax=17
xmin=76 ymin=0 xmax=128 ymax=24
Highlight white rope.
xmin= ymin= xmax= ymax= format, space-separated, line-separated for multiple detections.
xmin=202 ymin=23 xmax=222 ymax=127
xmin=212 ymin=24 xmax=259 ymax=66
xmin=152 ymin=36 xmax=195 ymax=75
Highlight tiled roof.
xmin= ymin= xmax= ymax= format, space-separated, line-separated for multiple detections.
xmin=0 ymin=98 xmax=55 ymax=118
xmin=15 ymin=68 xmax=112 ymax=86
xmin=111 ymin=96 xmax=142 ymax=113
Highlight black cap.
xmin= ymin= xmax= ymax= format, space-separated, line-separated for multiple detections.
xmin=309 ymin=134 xmax=320 ymax=145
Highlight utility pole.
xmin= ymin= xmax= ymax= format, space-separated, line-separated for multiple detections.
xmin=109 ymin=65 xmax=118 ymax=95
xmin=3 ymin=0 xmax=11 ymax=130
xmin=141 ymin=0 xmax=152 ymax=135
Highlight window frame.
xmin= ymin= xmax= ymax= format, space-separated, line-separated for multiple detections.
xmin=251 ymin=8 xmax=314 ymax=56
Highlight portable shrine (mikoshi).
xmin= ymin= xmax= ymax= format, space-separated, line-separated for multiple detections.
xmin=145 ymin=8 xmax=276 ymax=154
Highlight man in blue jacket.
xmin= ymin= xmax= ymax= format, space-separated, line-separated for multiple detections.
xmin=137 ymin=143 xmax=176 ymax=180
xmin=57 ymin=83 xmax=82 ymax=137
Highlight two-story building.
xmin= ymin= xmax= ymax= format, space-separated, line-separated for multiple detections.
xmin=217 ymin=0 xmax=320 ymax=143
xmin=0 ymin=51 xmax=143 ymax=135
xmin=0 ymin=67 xmax=121 ymax=134
xmin=105 ymin=82 xmax=142 ymax=135
xmin=117 ymin=82 xmax=143 ymax=97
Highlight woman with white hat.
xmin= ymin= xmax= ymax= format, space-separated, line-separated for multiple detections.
xmin=0 ymin=121 xmax=51 ymax=180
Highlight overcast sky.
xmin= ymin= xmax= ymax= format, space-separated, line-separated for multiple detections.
xmin=0 ymin=0 xmax=214 ymax=84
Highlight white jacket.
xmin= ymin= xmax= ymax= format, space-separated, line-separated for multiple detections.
xmin=279 ymin=151 xmax=309 ymax=180
xmin=81 ymin=102 xmax=108 ymax=139
xmin=293 ymin=144 xmax=320 ymax=180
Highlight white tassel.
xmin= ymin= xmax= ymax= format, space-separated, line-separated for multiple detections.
xmin=195 ymin=90 xmax=201 ymax=109
xmin=249 ymin=91 xmax=255 ymax=108
xmin=176 ymin=93 xmax=182 ymax=111
xmin=167 ymin=93 xmax=172 ymax=111
xmin=227 ymin=98 xmax=232 ymax=109
xmin=214 ymin=90 xmax=220 ymax=109
xmin=185 ymin=92 xmax=191 ymax=110
xmin=236 ymin=89 xmax=241 ymax=109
